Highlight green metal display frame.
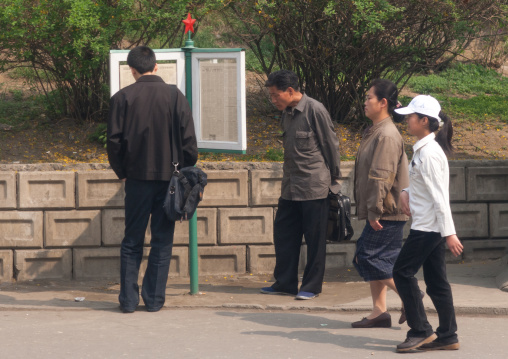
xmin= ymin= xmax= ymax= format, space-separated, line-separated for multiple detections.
xmin=183 ymin=33 xmax=246 ymax=293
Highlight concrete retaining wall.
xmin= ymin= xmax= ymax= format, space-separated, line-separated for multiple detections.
xmin=0 ymin=160 xmax=507 ymax=282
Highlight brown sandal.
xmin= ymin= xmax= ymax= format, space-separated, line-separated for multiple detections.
xmin=399 ymin=290 xmax=425 ymax=324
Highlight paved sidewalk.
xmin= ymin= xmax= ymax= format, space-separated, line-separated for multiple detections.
xmin=0 ymin=258 xmax=507 ymax=315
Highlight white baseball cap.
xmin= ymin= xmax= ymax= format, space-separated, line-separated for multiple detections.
xmin=394 ymin=95 xmax=442 ymax=124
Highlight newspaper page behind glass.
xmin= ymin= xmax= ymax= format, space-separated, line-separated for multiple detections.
xmin=199 ymin=59 xmax=238 ymax=142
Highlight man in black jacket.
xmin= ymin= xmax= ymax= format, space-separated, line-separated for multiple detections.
xmin=107 ymin=46 xmax=198 ymax=313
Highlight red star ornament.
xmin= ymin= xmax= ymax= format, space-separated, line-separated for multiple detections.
xmin=182 ymin=13 xmax=196 ymax=34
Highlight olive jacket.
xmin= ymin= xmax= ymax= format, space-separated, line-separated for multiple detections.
xmin=280 ymin=94 xmax=341 ymax=201
xmin=354 ymin=117 xmax=409 ymax=221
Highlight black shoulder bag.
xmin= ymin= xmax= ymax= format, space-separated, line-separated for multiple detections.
xmin=326 ymin=191 xmax=354 ymax=242
xmin=163 ymin=89 xmax=207 ymax=222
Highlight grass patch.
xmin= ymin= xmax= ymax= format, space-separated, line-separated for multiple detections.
xmin=264 ymin=148 xmax=284 ymax=161
xmin=435 ymin=95 xmax=508 ymax=123
xmin=407 ymin=63 xmax=508 ymax=96
xmin=0 ymin=90 xmax=43 ymax=128
xmin=398 ymin=95 xmax=413 ymax=107
xmin=406 ymin=63 xmax=508 ymax=123
xmin=198 ymin=149 xmax=354 ymax=162
xmin=199 ymin=148 xmax=284 ymax=162
xmin=8 ymin=67 xmax=41 ymax=82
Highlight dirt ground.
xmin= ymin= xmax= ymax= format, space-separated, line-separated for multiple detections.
xmin=0 ymin=71 xmax=507 ymax=164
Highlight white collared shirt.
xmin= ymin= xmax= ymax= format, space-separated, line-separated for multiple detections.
xmin=404 ymin=133 xmax=456 ymax=237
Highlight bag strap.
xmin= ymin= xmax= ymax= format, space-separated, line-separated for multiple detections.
xmin=170 ymin=85 xmax=180 ymax=171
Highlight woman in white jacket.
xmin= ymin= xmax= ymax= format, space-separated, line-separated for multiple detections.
xmin=392 ymin=95 xmax=463 ymax=353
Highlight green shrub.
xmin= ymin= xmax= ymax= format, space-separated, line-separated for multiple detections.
xmin=224 ymin=0 xmax=507 ymax=123
xmin=192 ymin=15 xmax=273 ymax=73
xmin=0 ymin=90 xmax=43 ymax=127
xmin=0 ymin=0 xmax=229 ymax=122
xmin=89 ymin=123 xmax=108 ymax=148
xmin=36 ymin=90 xmax=67 ymax=120
xmin=9 ymin=89 xmax=23 ymax=102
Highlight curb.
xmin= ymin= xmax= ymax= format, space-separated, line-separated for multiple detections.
xmin=2 ymin=302 xmax=507 ymax=316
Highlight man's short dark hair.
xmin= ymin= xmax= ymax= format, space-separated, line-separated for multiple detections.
xmin=127 ymin=46 xmax=156 ymax=75
xmin=265 ymin=70 xmax=300 ymax=92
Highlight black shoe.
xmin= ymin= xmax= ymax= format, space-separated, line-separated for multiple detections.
xmin=396 ymin=334 xmax=437 ymax=352
xmin=119 ymin=305 xmax=135 ymax=313
xmin=351 ymin=312 xmax=391 ymax=328
xmin=260 ymin=287 xmax=294 ymax=295
xmin=399 ymin=290 xmax=425 ymax=325
xmin=418 ymin=339 xmax=460 ymax=351
xmin=146 ymin=306 xmax=162 ymax=312
xmin=295 ymin=291 xmax=318 ymax=300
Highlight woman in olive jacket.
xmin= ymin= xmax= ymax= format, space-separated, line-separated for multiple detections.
xmin=351 ymin=79 xmax=410 ymax=328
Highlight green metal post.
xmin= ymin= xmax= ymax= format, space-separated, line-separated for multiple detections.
xmin=188 ymin=211 xmax=198 ymax=295
xmin=183 ymin=31 xmax=199 ymax=295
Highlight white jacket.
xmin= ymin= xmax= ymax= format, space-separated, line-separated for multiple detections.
xmin=404 ymin=133 xmax=456 ymax=237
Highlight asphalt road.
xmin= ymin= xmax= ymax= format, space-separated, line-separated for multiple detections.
xmin=0 ymin=309 xmax=506 ymax=359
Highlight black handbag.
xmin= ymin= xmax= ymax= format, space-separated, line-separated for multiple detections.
xmin=164 ymin=165 xmax=207 ymax=222
xmin=326 ymin=191 xmax=354 ymax=242
xmin=163 ymin=98 xmax=207 ymax=222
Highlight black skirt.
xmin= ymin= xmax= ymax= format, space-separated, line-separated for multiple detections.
xmin=353 ymin=220 xmax=406 ymax=281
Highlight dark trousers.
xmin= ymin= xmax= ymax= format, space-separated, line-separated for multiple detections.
xmin=393 ymin=230 xmax=458 ymax=343
xmin=272 ymin=197 xmax=329 ymax=295
xmin=119 ymin=179 xmax=175 ymax=311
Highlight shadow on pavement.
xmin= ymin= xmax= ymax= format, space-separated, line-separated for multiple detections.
xmin=216 ymin=311 xmax=400 ymax=352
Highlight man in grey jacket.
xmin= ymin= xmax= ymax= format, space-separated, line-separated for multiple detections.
xmin=260 ymin=70 xmax=341 ymax=300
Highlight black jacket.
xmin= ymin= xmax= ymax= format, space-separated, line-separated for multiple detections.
xmin=107 ymin=75 xmax=198 ymax=180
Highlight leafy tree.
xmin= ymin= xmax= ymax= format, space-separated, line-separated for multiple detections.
xmin=223 ymin=0 xmax=508 ymax=123
xmin=0 ymin=0 xmax=226 ymax=122
xmin=1 ymin=0 xmax=506 ymax=126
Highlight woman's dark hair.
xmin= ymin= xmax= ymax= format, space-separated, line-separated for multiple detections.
xmin=127 ymin=46 xmax=156 ymax=75
xmin=265 ymin=69 xmax=300 ymax=91
xmin=369 ymin=79 xmax=405 ymax=123
xmin=416 ymin=112 xmax=454 ymax=156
